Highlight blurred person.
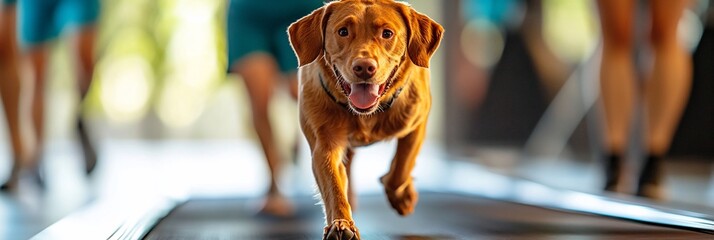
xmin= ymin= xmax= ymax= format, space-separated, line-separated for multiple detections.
xmin=226 ymin=0 xmax=322 ymax=216
xmin=15 ymin=0 xmax=101 ymax=186
xmin=0 ymin=0 xmax=28 ymax=190
xmin=519 ymin=0 xmax=571 ymax=98
xmin=457 ymin=0 xmax=570 ymax=103
xmin=461 ymin=0 xmax=570 ymax=95
xmin=597 ymin=0 xmax=692 ymax=199
xmin=450 ymin=0 xmax=570 ymax=147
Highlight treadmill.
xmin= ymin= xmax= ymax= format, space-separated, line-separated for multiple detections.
xmin=32 ymin=160 xmax=714 ymax=240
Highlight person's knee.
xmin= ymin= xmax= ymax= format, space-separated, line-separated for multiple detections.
xmin=0 ymin=48 xmax=12 ymax=65
xmin=602 ymin=29 xmax=633 ymax=52
xmin=0 ymin=33 xmax=15 ymax=65
xmin=76 ymin=28 xmax=96 ymax=70
xmin=600 ymin=15 xmax=635 ymax=51
xmin=235 ymin=53 xmax=279 ymax=79
xmin=649 ymin=26 xmax=679 ymax=49
xmin=77 ymin=45 xmax=95 ymax=73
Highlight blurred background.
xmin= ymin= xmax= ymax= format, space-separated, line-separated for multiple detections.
xmin=1 ymin=0 xmax=713 ymax=238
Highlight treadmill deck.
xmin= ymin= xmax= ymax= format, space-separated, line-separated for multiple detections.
xmin=143 ymin=192 xmax=710 ymax=239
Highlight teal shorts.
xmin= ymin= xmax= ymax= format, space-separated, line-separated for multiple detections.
xmin=18 ymin=0 xmax=100 ymax=47
xmin=227 ymin=0 xmax=323 ymax=73
xmin=2 ymin=0 xmax=16 ymax=6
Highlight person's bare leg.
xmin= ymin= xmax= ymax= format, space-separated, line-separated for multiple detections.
xmin=74 ymin=27 xmax=96 ymax=98
xmin=0 ymin=6 xmax=25 ymax=189
xmin=73 ymin=26 xmax=98 ymax=174
xmin=638 ymin=0 xmax=692 ymax=199
xmin=233 ymin=53 xmax=293 ymax=216
xmin=521 ymin=0 xmax=569 ymax=99
xmin=287 ymin=72 xmax=299 ymax=100
xmin=597 ymin=0 xmax=636 ymax=192
xmin=286 ymin=72 xmax=302 ymax=164
xmin=25 ymin=45 xmax=48 ymax=178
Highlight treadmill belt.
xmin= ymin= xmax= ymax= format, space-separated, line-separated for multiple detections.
xmin=143 ymin=192 xmax=710 ymax=239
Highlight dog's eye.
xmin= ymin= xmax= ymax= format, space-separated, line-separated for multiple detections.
xmin=382 ymin=29 xmax=394 ymax=39
xmin=338 ymin=27 xmax=349 ymax=37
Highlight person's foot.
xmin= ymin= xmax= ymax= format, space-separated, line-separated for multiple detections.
xmin=31 ymin=162 xmax=45 ymax=189
xmin=260 ymin=193 xmax=295 ymax=217
xmin=77 ymin=117 xmax=98 ymax=174
xmin=636 ymin=183 xmax=666 ymax=200
xmin=1 ymin=160 xmax=21 ymax=191
xmin=636 ymin=154 xmax=666 ymax=200
xmin=603 ymin=154 xmax=624 ymax=193
xmin=0 ymin=177 xmax=18 ymax=191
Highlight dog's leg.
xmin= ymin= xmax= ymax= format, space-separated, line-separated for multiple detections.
xmin=344 ymin=148 xmax=357 ymax=210
xmin=381 ymin=123 xmax=426 ymax=216
xmin=310 ymin=135 xmax=359 ymax=240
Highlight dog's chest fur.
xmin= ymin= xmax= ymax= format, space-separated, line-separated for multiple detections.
xmin=346 ymin=99 xmax=419 ymax=147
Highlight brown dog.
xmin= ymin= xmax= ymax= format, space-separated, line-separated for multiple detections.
xmin=288 ymin=0 xmax=442 ymax=239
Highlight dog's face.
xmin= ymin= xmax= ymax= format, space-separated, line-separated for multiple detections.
xmin=289 ymin=0 xmax=443 ymax=115
xmin=324 ymin=2 xmax=406 ymax=114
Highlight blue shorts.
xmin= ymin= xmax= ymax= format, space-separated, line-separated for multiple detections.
xmin=2 ymin=0 xmax=16 ymax=6
xmin=227 ymin=0 xmax=323 ymax=73
xmin=18 ymin=0 xmax=100 ymax=47
xmin=463 ymin=0 xmax=518 ymax=25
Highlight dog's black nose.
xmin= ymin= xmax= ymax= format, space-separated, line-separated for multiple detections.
xmin=352 ymin=59 xmax=377 ymax=80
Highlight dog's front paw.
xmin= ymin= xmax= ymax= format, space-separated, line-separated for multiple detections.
xmin=323 ymin=219 xmax=360 ymax=240
xmin=381 ymin=176 xmax=418 ymax=216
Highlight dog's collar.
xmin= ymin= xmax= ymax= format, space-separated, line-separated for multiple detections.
xmin=318 ymin=73 xmax=403 ymax=112
xmin=319 ymin=73 xmax=349 ymax=109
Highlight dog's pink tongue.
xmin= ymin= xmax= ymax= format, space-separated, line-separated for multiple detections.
xmin=349 ymin=83 xmax=379 ymax=109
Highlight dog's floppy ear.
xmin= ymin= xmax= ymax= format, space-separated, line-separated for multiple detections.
xmin=288 ymin=4 xmax=333 ymax=67
xmin=399 ymin=6 xmax=444 ymax=68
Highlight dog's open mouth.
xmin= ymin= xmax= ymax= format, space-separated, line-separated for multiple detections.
xmin=334 ymin=65 xmax=397 ymax=112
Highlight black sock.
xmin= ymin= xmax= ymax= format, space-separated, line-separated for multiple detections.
xmin=77 ymin=117 xmax=97 ymax=174
xmin=604 ymin=153 xmax=622 ymax=191
xmin=636 ymin=154 xmax=664 ymax=195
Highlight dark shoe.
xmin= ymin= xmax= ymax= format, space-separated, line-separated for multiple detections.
xmin=636 ymin=154 xmax=666 ymax=200
xmin=77 ymin=118 xmax=98 ymax=174
xmin=1 ymin=158 xmax=45 ymax=190
xmin=603 ymin=154 xmax=623 ymax=192
xmin=1 ymin=159 xmax=21 ymax=191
